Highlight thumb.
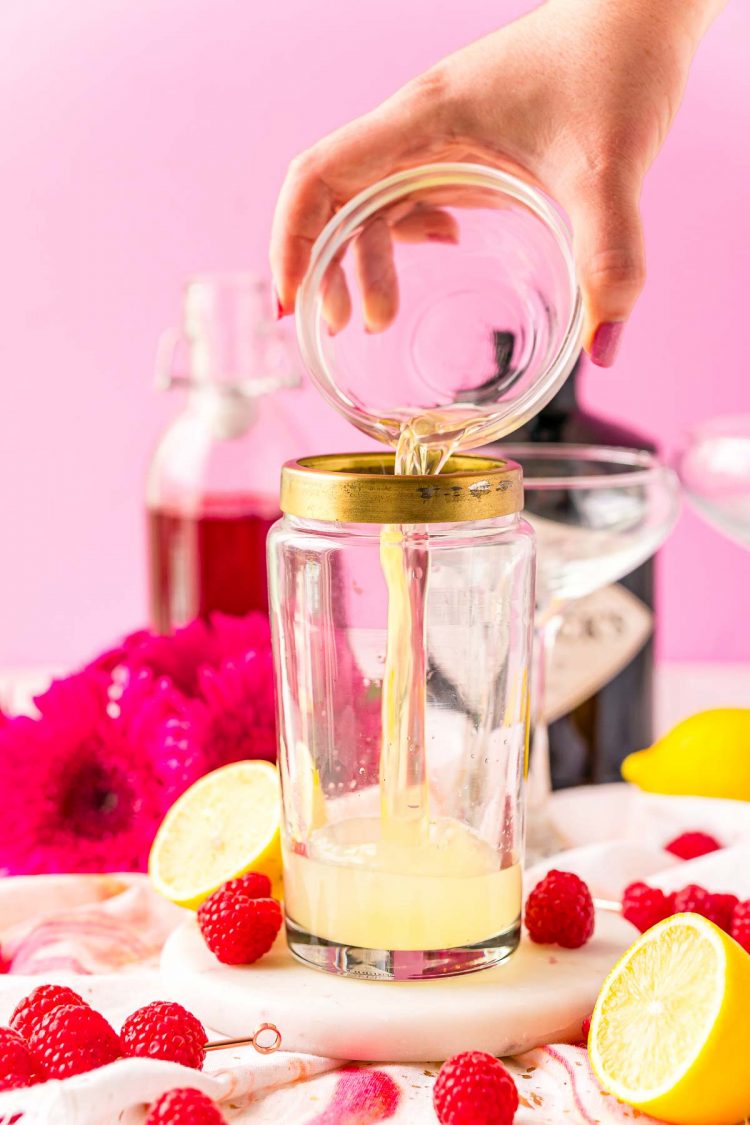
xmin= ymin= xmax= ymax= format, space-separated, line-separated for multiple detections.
xmin=563 ymin=172 xmax=646 ymax=367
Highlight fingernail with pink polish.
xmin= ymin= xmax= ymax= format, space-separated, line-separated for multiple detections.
xmin=591 ymin=321 xmax=625 ymax=368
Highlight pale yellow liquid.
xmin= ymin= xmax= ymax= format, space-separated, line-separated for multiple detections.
xmin=284 ymin=816 xmax=521 ymax=951
xmin=378 ymin=523 xmax=429 ymax=832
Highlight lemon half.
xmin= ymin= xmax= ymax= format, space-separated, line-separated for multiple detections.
xmin=149 ymin=760 xmax=282 ymax=909
xmin=589 ymin=912 xmax=750 ymax=1125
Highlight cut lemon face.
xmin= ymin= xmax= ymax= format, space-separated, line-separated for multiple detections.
xmin=149 ymin=761 xmax=282 ymax=910
xmin=589 ymin=912 xmax=750 ymax=1125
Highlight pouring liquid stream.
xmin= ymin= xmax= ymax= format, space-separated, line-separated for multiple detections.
xmin=379 ymin=416 xmax=456 ymax=844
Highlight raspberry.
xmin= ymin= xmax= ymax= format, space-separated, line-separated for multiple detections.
xmin=220 ymin=872 xmax=272 ymax=900
xmin=673 ymin=884 xmax=738 ymax=932
xmin=708 ymin=893 xmax=740 ymax=933
xmin=144 ymin=1088 xmax=226 ymax=1124
xmin=10 ymin=983 xmax=90 ymax=1041
xmin=524 ymin=870 xmax=594 ymax=949
xmin=731 ymin=900 xmax=750 ymax=953
xmin=672 ymin=883 xmax=713 ymax=916
xmin=121 ymin=1001 xmax=207 ymax=1069
xmin=198 ymin=885 xmax=282 ymax=965
xmin=665 ymin=832 xmax=722 ymax=860
xmin=0 ymin=1026 xmax=45 ymax=1090
xmin=433 ymin=1051 xmax=518 ymax=1125
xmin=621 ymin=882 xmax=675 ymax=933
xmin=29 ymin=1004 xmax=121 ymax=1078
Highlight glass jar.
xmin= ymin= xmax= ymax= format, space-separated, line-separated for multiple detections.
xmin=268 ymin=453 xmax=534 ymax=980
xmin=147 ymin=274 xmax=303 ymax=632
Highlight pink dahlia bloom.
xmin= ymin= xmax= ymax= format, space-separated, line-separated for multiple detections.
xmin=186 ymin=648 xmax=277 ymax=770
xmin=116 ymin=613 xmax=279 ymax=769
xmin=205 ymin=612 xmax=273 ymax=664
xmin=82 ymin=612 xmax=273 ymax=699
xmin=0 ymin=670 xmax=204 ymax=875
xmin=118 ymin=619 xmax=215 ymax=696
xmin=84 ymin=629 xmax=152 ymax=675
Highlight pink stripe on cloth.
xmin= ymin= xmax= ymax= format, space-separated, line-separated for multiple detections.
xmin=0 ymin=875 xmax=185 ymax=975
xmin=306 ymin=1067 xmax=401 ymax=1124
xmin=10 ymin=929 xmax=145 ymax=975
xmin=10 ymin=914 xmax=151 ymax=971
xmin=539 ymin=1047 xmax=601 ymax=1124
xmin=510 ymin=1045 xmax=666 ymax=1124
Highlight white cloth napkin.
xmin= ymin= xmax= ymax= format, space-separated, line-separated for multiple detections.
xmin=1 ymin=785 xmax=749 ymax=1124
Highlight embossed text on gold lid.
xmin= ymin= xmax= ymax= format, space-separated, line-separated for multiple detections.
xmin=280 ymin=453 xmax=523 ymax=524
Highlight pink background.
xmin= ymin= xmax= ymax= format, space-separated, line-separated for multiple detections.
xmin=0 ymin=0 xmax=748 ymax=668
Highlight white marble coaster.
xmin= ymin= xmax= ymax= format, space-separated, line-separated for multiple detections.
xmin=161 ymin=909 xmax=632 ymax=1063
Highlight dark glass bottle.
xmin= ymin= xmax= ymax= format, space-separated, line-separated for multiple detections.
xmin=490 ymin=353 xmax=656 ymax=789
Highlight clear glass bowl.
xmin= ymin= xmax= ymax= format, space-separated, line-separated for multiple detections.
xmin=296 ymin=163 xmax=582 ymax=452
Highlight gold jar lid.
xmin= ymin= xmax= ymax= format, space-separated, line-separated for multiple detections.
xmin=280 ymin=453 xmax=523 ymax=524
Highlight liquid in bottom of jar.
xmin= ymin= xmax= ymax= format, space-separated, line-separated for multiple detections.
xmin=284 ymin=815 xmax=521 ymax=951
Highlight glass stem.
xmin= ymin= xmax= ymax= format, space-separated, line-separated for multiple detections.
xmin=525 ymin=605 xmax=565 ymax=865
xmin=528 ymin=607 xmax=564 ymax=808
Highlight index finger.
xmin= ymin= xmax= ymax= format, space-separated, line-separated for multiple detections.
xmin=269 ymin=86 xmax=443 ymax=314
xmin=269 ymin=157 xmax=335 ymax=315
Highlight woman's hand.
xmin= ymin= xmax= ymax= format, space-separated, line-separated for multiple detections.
xmin=270 ymin=0 xmax=725 ymax=365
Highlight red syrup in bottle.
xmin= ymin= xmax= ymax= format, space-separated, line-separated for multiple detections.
xmin=148 ymin=494 xmax=278 ymax=632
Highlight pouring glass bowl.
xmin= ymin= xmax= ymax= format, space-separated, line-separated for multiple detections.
xmin=295 ymin=162 xmax=583 ymax=456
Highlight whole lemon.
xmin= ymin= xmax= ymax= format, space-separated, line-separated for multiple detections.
xmin=621 ymin=708 xmax=750 ymax=799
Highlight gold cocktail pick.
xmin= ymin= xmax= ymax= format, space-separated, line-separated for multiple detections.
xmin=204 ymin=1022 xmax=282 ymax=1055
xmin=593 ymin=898 xmax=623 ymax=914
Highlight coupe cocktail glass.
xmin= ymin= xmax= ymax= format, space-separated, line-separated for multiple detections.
xmin=677 ymin=415 xmax=750 ymax=549
xmin=498 ymin=444 xmax=681 ymax=861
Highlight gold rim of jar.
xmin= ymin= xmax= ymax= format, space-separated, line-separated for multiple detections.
xmin=279 ymin=453 xmax=523 ymax=524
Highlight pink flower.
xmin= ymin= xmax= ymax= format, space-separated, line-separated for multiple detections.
xmin=84 ymin=612 xmax=273 ymax=698
xmin=124 ymin=620 xmax=217 ymax=696
xmin=0 ymin=670 xmax=205 ymax=875
xmin=84 ymin=611 xmax=280 ymax=773
xmin=186 ymin=649 xmax=277 ymax=770
xmin=93 ymin=613 xmax=279 ymax=771
xmin=84 ymin=629 xmax=151 ymax=675
xmin=205 ymin=612 xmax=273 ymax=663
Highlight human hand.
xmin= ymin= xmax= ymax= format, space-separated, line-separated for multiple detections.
xmin=270 ymin=0 xmax=723 ymax=365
